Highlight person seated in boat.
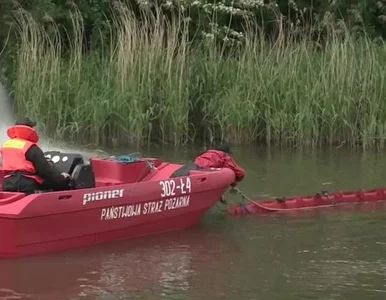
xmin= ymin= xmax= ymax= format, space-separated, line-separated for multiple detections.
xmin=0 ymin=117 xmax=71 ymax=194
xmin=171 ymin=143 xmax=246 ymax=186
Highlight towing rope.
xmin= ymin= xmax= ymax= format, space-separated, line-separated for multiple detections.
xmin=98 ymin=152 xmax=157 ymax=182
xmin=240 ymin=202 xmax=254 ymax=214
xmin=103 ymin=152 xmax=141 ymax=164
xmin=217 ymin=187 xmax=255 ymax=214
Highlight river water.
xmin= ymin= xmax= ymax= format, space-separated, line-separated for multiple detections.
xmin=1 ymin=146 xmax=386 ymax=300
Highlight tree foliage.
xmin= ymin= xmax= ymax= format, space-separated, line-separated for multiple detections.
xmin=0 ymin=0 xmax=385 ymax=92
xmin=1 ymin=1 xmax=385 ymax=49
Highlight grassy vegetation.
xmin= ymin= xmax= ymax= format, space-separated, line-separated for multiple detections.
xmin=3 ymin=4 xmax=386 ymax=149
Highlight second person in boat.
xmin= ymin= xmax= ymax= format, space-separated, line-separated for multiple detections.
xmin=172 ymin=143 xmax=246 ymax=187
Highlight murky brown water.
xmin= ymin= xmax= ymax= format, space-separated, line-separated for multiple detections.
xmin=1 ymin=146 xmax=386 ymax=300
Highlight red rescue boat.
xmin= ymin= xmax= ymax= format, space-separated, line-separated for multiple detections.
xmin=0 ymin=151 xmax=235 ymax=258
xmin=227 ymin=188 xmax=386 ymax=216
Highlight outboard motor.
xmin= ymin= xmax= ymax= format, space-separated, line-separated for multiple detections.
xmin=44 ymin=151 xmax=84 ymax=175
xmin=44 ymin=151 xmax=96 ymax=190
xmin=71 ymin=164 xmax=96 ymax=189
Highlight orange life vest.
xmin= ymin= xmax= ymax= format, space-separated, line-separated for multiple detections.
xmin=0 ymin=125 xmax=44 ymax=184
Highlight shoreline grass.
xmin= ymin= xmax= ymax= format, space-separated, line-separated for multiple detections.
xmin=2 ymin=4 xmax=386 ymax=149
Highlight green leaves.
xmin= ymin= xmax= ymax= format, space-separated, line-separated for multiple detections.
xmin=1 ymin=1 xmax=386 ymax=148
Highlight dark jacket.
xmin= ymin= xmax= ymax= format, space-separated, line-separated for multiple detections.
xmin=3 ymin=144 xmax=69 ymax=193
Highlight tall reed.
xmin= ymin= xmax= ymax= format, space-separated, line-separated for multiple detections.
xmin=5 ymin=4 xmax=386 ymax=149
xmin=10 ymin=4 xmax=192 ymax=147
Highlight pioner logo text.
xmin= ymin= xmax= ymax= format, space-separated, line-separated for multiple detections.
xmin=83 ymin=189 xmax=124 ymax=205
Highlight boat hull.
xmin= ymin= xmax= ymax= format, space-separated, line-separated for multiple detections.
xmin=0 ymin=208 xmax=206 ymax=258
xmin=0 ymin=156 xmax=235 ymax=258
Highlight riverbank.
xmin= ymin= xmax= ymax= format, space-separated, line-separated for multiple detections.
xmin=2 ymin=7 xmax=386 ymax=149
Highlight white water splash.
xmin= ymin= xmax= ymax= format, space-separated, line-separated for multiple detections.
xmin=0 ymin=82 xmax=14 ymax=146
xmin=0 ymin=83 xmax=100 ymax=160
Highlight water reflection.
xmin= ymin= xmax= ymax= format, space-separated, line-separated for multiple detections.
xmin=0 ymin=225 xmax=239 ymax=300
xmin=224 ymin=210 xmax=386 ymax=300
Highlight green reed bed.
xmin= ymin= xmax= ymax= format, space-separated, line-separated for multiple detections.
xmin=9 ymin=6 xmax=193 ymax=147
xmin=5 ymin=6 xmax=386 ymax=148
xmin=196 ymin=33 xmax=386 ymax=149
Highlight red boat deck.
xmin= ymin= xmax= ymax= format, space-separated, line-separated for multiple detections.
xmin=0 ymin=153 xmax=235 ymax=257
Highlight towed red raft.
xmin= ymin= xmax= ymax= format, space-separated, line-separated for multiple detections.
xmin=0 ymin=151 xmax=235 ymax=258
xmin=227 ymin=188 xmax=386 ymax=215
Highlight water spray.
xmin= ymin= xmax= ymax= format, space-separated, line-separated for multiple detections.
xmin=0 ymin=82 xmax=101 ymax=160
xmin=0 ymin=82 xmax=14 ymax=146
